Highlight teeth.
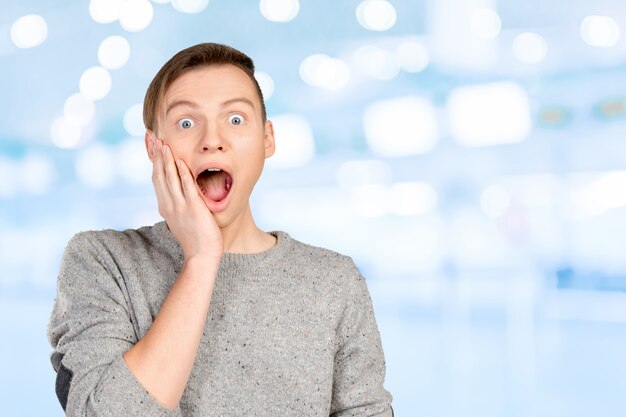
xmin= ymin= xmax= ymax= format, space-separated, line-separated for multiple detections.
xmin=206 ymin=168 xmax=221 ymax=172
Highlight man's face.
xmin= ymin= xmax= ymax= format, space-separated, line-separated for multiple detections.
xmin=146 ymin=64 xmax=275 ymax=226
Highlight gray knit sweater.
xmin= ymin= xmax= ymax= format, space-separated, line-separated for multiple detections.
xmin=47 ymin=221 xmax=393 ymax=416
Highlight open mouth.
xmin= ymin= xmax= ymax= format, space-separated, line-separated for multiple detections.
xmin=196 ymin=169 xmax=233 ymax=202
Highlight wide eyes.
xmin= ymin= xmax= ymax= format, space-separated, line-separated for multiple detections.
xmin=177 ymin=118 xmax=195 ymax=129
xmin=227 ymin=114 xmax=245 ymax=126
xmin=175 ymin=114 xmax=245 ymax=129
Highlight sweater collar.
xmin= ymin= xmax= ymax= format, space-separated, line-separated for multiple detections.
xmin=152 ymin=221 xmax=292 ymax=271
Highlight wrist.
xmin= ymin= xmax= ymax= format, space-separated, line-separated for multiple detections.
xmin=183 ymin=254 xmax=222 ymax=271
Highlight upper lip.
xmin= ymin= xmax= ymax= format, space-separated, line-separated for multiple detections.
xmin=194 ymin=162 xmax=233 ymax=181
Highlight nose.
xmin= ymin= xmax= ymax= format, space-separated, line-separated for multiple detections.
xmin=199 ymin=123 xmax=225 ymax=152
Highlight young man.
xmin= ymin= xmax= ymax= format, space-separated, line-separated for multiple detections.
xmin=47 ymin=43 xmax=394 ymax=416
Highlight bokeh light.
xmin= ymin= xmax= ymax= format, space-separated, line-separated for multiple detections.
xmin=363 ymin=96 xmax=438 ymax=157
xmin=98 ymin=35 xmax=131 ymax=69
xmin=116 ymin=138 xmax=152 ymax=185
xmin=352 ymin=45 xmax=399 ymax=80
xmin=299 ymin=54 xmax=350 ymax=90
xmin=513 ymin=32 xmax=548 ymax=64
xmin=580 ymin=15 xmax=621 ymax=48
xmin=447 ymin=82 xmax=532 ymax=147
xmin=79 ymin=66 xmax=112 ymax=101
xmin=64 ymin=93 xmax=96 ymax=126
xmin=259 ymin=0 xmax=300 ymax=23
xmin=395 ymin=40 xmax=429 ymax=73
xmin=10 ymin=15 xmax=48 ymax=49
xmin=265 ymin=113 xmax=315 ymax=169
xmin=356 ymin=0 xmax=397 ymax=32
xmin=51 ymin=116 xmax=83 ymax=149
xmin=123 ymin=103 xmax=145 ymax=136
xmin=119 ymin=0 xmax=154 ymax=32
xmin=470 ymin=8 xmax=501 ymax=40
xmin=89 ymin=0 xmax=124 ymax=23
xmin=171 ymin=0 xmax=210 ymax=14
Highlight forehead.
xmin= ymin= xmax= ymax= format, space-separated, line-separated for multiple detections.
xmin=163 ymin=64 xmax=258 ymax=108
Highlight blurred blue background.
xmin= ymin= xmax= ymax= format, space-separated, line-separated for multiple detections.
xmin=2 ymin=0 xmax=626 ymax=416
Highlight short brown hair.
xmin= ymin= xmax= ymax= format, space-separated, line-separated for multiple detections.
xmin=143 ymin=42 xmax=266 ymax=134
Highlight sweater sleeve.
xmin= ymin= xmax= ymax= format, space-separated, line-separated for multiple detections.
xmin=46 ymin=232 xmax=182 ymax=417
xmin=330 ymin=257 xmax=394 ymax=417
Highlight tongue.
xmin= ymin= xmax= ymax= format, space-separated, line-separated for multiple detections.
xmin=200 ymin=171 xmax=229 ymax=202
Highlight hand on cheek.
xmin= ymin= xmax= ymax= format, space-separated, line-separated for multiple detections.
xmin=148 ymin=136 xmax=224 ymax=262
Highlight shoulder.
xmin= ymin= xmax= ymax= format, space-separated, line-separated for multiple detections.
xmin=278 ymin=231 xmax=365 ymax=289
xmin=63 ymin=223 xmax=160 ymax=263
xmin=278 ymin=232 xmax=374 ymax=319
xmin=281 ymin=232 xmax=356 ymax=269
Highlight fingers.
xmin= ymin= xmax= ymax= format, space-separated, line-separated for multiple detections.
xmin=151 ymin=138 xmax=185 ymax=218
xmin=161 ymin=142 xmax=185 ymax=203
xmin=150 ymin=136 xmax=208 ymax=217
xmin=175 ymin=158 xmax=197 ymax=200
xmin=151 ymin=139 xmax=171 ymax=214
xmin=175 ymin=158 xmax=213 ymax=214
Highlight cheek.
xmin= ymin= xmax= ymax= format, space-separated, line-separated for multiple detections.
xmin=162 ymin=127 xmax=196 ymax=150
xmin=235 ymin=137 xmax=266 ymax=161
xmin=162 ymin=140 xmax=189 ymax=162
xmin=232 ymin=142 xmax=265 ymax=177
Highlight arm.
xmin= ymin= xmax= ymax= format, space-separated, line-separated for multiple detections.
xmin=48 ymin=137 xmax=223 ymax=415
xmin=330 ymin=258 xmax=394 ymax=417
xmin=46 ymin=233 xmax=179 ymax=415
xmin=123 ymin=137 xmax=224 ymax=408
xmin=122 ymin=255 xmax=219 ymax=409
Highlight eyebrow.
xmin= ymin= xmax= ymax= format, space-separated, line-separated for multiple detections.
xmin=222 ymin=97 xmax=256 ymax=110
xmin=164 ymin=97 xmax=256 ymax=117
xmin=165 ymin=100 xmax=198 ymax=117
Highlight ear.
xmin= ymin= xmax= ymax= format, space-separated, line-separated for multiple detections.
xmin=144 ymin=130 xmax=156 ymax=159
xmin=263 ymin=120 xmax=276 ymax=158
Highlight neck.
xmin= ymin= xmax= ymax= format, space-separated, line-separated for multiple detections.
xmin=218 ymin=202 xmax=276 ymax=254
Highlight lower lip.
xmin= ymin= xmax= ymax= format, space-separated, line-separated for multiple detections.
xmin=200 ymin=183 xmax=233 ymax=213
